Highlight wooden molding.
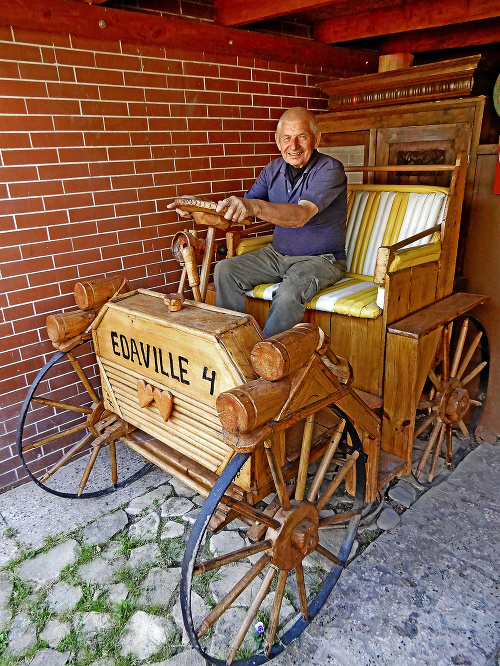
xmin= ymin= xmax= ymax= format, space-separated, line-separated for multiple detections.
xmin=314 ymin=0 xmax=500 ymax=43
xmin=0 ymin=0 xmax=376 ymax=74
xmin=215 ymin=0 xmax=335 ymax=27
xmin=317 ymin=55 xmax=481 ymax=112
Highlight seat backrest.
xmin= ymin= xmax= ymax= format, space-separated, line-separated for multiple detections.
xmin=346 ymin=184 xmax=448 ymax=277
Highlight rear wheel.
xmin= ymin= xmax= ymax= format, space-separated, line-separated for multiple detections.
xmin=16 ymin=342 xmax=152 ymax=498
xmin=181 ymin=407 xmax=366 ymax=665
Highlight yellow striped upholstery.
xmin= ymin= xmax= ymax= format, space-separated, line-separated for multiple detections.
xmin=246 ymin=184 xmax=448 ymax=318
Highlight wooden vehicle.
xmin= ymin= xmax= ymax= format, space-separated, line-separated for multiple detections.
xmin=16 ymin=157 xmax=489 ymax=665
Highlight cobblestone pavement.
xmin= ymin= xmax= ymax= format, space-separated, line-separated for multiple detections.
xmin=0 ymin=442 xmax=498 ymax=666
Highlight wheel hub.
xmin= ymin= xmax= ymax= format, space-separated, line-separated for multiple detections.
xmin=265 ymin=499 xmax=319 ymax=571
xmin=437 ymin=379 xmax=470 ymax=424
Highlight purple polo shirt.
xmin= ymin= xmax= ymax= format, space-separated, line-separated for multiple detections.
xmin=244 ymin=150 xmax=347 ymax=258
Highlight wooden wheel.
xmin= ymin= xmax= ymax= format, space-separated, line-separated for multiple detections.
xmin=180 ymin=408 xmax=366 ymax=665
xmin=16 ymin=341 xmax=153 ymax=498
xmin=414 ymin=315 xmax=489 ymax=483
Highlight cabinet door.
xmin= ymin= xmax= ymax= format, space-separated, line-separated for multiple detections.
xmin=375 ymin=123 xmax=472 ymax=186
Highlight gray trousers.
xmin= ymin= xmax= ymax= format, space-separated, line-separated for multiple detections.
xmin=214 ymin=244 xmax=347 ymax=338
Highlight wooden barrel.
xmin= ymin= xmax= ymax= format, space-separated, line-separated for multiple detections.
xmin=47 ymin=310 xmax=96 ymax=344
xmin=216 ymin=378 xmax=290 ymax=433
xmin=250 ymin=323 xmax=323 ymax=381
xmin=74 ymin=276 xmax=129 ymax=311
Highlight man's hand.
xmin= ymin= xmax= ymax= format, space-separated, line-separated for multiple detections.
xmin=216 ymin=196 xmax=256 ymax=224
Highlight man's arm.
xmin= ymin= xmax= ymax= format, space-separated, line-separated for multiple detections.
xmin=215 ymin=196 xmax=318 ymax=227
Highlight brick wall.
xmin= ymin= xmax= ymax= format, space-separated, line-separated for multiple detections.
xmin=0 ymin=11 xmax=336 ymax=493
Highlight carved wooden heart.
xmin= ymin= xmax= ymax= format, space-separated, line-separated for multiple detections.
xmin=137 ymin=379 xmax=154 ymax=408
xmin=153 ymin=388 xmax=174 ymax=421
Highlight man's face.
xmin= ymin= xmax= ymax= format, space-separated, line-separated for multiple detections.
xmin=276 ymin=118 xmax=321 ymax=168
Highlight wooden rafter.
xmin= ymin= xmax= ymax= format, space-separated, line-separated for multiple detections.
xmin=2 ymin=0 xmax=375 ymax=74
xmin=215 ymin=0 xmax=336 ymax=27
xmin=314 ymin=0 xmax=500 ymax=43
xmin=381 ymin=18 xmax=500 ymax=54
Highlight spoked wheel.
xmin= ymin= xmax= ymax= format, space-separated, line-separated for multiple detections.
xmin=16 ymin=341 xmax=153 ymax=498
xmin=413 ymin=315 xmax=489 ymax=484
xmin=181 ymin=408 xmax=366 ymax=665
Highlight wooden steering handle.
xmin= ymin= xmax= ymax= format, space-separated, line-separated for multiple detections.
xmin=173 ymin=197 xmax=254 ymax=226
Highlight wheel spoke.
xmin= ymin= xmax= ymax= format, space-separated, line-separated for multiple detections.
xmin=442 ymin=323 xmax=452 ymax=382
xmin=414 ymin=412 xmax=437 ymax=439
xmin=295 ymin=414 xmax=315 ymax=502
xmin=316 ymin=450 xmax=359 ymax=512
xmin=40 ymin=432 xmax=94 ymax=484
xmin=32 ymin=397 xmax=93 ymax=414
xmin=196 ymin=554 xmax=271 ymax=639
xmin=316 ymin=543 xmax=342 ymax=567
xmin=307 ymin=419 xmax=345 ymax=503
xmin=265 ymin=440 xmax=290 ymax=510
xmin=78 ymin=444 xmax=103 ymax=496
xmin=461 ymin=361 xmax=487 ymax=387
xmin=428 ymin=368 xmax=443 ymax=392
xmin=428 ymin=424 xmax=445 ymax=482
xmin=451 ymin=318 xmax=469 ymax=377
xmin=457 ymin=419 xmax=470 ymax=439
xmin=22 ymin=421 xmax=89 ymax=452
xmin=67 ymin=351 xmax=100 ymax=403
xmin=109 ymin=440 xmax=117 ymax=486
xmin=247 ymin=484 xmax=295 ymax=543
xmin=456 ymin=331 xmax=483 ymax=379
xmin=445 ymin=424 xmax=453 ymax=467
xmin=319 ymin=509 xmax=360 ymax=527
xmin=265 ymin=568 xmax=288 ymax=655
xmin=294 ymin=561 xmax=308 ymax=620
xmin=219 ymin=496 xmax=281 ymax=530
xmin=415 ymin=420 xmax=442 ymax=478
xmin=193 ymin=540 xmax=272 ymax=575
xmin=226 ymin=565 xmax=276 ymax=665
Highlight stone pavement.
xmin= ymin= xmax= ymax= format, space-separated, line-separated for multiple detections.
xmin=0 ymin=443 xmax=498 ymax=666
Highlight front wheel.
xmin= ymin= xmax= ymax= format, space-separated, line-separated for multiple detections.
xmin=181 ymin=408 xmax=366 ymax=665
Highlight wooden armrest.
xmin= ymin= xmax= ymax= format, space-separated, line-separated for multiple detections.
xmin=226 ymin=223 xmax=274 ymax=258
xmin=373 ymin=224 xmax=441 ymax=285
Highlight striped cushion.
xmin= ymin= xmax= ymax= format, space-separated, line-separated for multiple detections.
xmin=245 ymin=184 xmax=448 ymax=318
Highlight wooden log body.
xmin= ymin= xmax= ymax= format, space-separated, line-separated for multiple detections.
xmin=47 ymin=310 xmax=96 ymax=344
xmin=216 ymin=378 xmax=291 ymax=433
xmin=74 ymin=275 xmax=129 ymax=311
xmin=250 ymin=323 xmax=322 ymax=381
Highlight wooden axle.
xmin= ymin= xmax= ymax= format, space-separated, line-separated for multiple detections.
xmin=46 ymin=310 xmax=97 ymax=344
xmin=74 ymin=275 xmax=129 ymax=310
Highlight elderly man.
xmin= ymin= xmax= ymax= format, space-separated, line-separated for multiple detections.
xmin=214 ymin=107 xmax=347 ymax=338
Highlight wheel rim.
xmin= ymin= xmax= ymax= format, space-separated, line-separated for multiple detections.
xmin=16 ymin=342 xmax=153 ymax=498
xmin=181 ymin=408 xmax=366 ymax=665
xmin=414 ymin=315 xmax=489 ymax=484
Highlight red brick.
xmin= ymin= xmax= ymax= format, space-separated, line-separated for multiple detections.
xmin=183 ymin=62 xmax=219 ymax=77
xmin=3 ymin=148 xmax=58 ymax=166
xmin=1 ymin=197 xmax=44 ymax=216
xmin=1 ymin=115 xmax=53 ymax=132
xmin=1 ymin=228 xmax=48 ymax=249
xmin=105 ymin=117 xmax=148 ymax=132
xmin=0 ymin=348 xmax=21 ymax=368
xmin=219 ymin=64 xmax=252 ymax=81
xmin=100 ymin=86 xmax=145 ymax=103
xmin=3 ymin=299 xmax=35 ymax=321
xmin=239 ymin=80 xmax=269 ymax=95
xmin=94 ymin=52 xmax=141 ymax=71
xmin=30 ymin=131 xmax=85 ymax=148
xmin=124 ymin=70 xmax=167 ymax=88
xmin=2 ymin=256 xmax=54 ymax=278
xmin=252 ymin=69 xmax=281 ymax=83
xmin=94 ymin=188 xmax=137 ymax=205
xmin=187 ymin=117 xmax=222 ymax=131
xmin=151 ymin=144 xmax=190 ymax=160
xmin=0 ymin=41 xmax=41 ymax=62
xmin=107 ymin=146 xmax=151 ymax=162
xmin=58 ymin=147 xmax=107 ymax=163
xmin=145 ymin=88 xmax=185 ymax=104
xmin=53 ymin=248 xmax=101 ymax=269
xmin=135 ymin=159 xmax=175 ymax=174
xmin=9 ymin=180 xmax=61 ymax=200
xmin=245 ymin=106 xmax=272 ymax=119
xmin=96 ymin=215 xmax=138 ymax=234
xmin=80 ymin=100 xmax=129 ymax=116
xmin=72 ymin=232 xmax=118 ymax=252
xmin=54 ymin=116 xmax=105 ymax=132
xmin=118 ymin=226 xmax=156 ymax=244
xmin=190 ymin=143 xmax=223 ymax=158
xmin=211 ymin=155 xmax=243 ymax=168
xmin=28 ymin=265 xmax=77 ymax=288
xmin=48 ymin=220 xmax=96 ymax=240
xmin=0 ymin=97 xmax=27 ymax=114
xmin=110 ymin=174 xmax=153 ymax=190
xmin=147 ymin=117 xmax=186 ymax=132
xmin=1 ymin=79 xmax=46 ymax=98
xmin=128 ymin=101 xmax=171 ymax=117
xmin=19 ymin=61 xmax=59 ymax=81
xmin=0 ymin=60 xmax=19 ymax=78
xmin=167 ymin=74 xmax=204 ymax=90
xmin=84 ymin=132 xmax=132 ymax=147
xmin=0 ymin=25 xmax=13 ymax=41
xmin=130 ymin=132 xmax=169 ymax=146
xmin=44 ymin=192 xmax=94 ymax=212
xmin=38 ymin=162 xmax=90 ymax=181
xmin=70 ymin=257 xmax=122 ymax=276
xmin=207 ymin=105 xmax=241 ymax=118
xmin=13 ymin=26 xmax=70 ymax=48
xmin=26 ymin=98 xmax=81 ymax=116
xmin=281 ymin=71 xmax=308 ymax=85
xmin=46 ymin=81 xmax=99 ymax=99
xmin=7 ymin=282 xmax=60 ymax=308
xmin=205 ymin=78 xmax=238 ymax=93
xmin=184 ymin=90 xmax=221 ymax=105
xmin=16 ymin=209 xmax=68 ymax=230
xmin=131 ymin=211 xmax=167 ymax=228
xmin=70 ymin=35 xmax=121 ymax=54
xmin=0 ymin=132 xmax=31 ymax=149
xmin=68 ymin=204 xmax=114 ymax=224
xmin=0 ymin=246 xmax=21 ymax=264
xmin=55 ymin=48 xmax=95 ymax=67
xmin=63 ymin=176 xmax=111 ymax=194
xmin=141 ymin=57 xmax=182 ymax=75
xmin=102 ymin=240 xmax=144 ymax=260
xmin=75 ymin=67 xmax=124 ymax=85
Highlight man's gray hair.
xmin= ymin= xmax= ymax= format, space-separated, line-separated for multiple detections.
xmin=276 ymin=107 xmax=319 ymax=135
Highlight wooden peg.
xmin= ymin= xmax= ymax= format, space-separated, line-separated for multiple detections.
xmin=164 ymin=293 xmax=185 ymax=311
xmin=181 ymin=245 xmax=202 ymax=302
xmin=137 ymin=379 xmax=154 ymax=408
xmin=46 ymin=310 xmax=96 ymax=344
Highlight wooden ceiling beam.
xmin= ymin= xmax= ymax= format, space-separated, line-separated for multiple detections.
xmin=314 ymin=0 xmax=500 ymax=43
xmin=214 ymin=0 xmax=336 ymax=27
xmin=381 ymin=18 xmax=500 ymax=54
xmin=1 ymin=0 xmax=376 ymax=75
